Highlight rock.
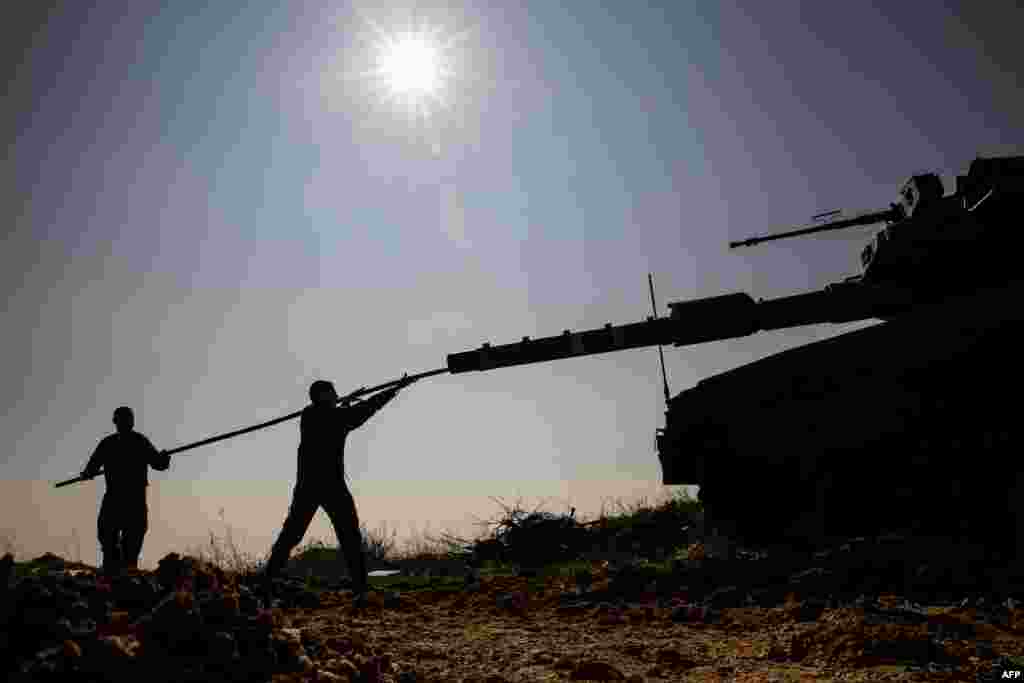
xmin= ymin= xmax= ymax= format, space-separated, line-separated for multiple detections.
xmin=608 ymin=564 xmax=651 ymax=599
xmin=976 ymin=639 xmax=997 ymax=659
xmin=155 ymin=552 xmax=188 ymax=589
xmin=354 ymin=652 xmax=393 ymax=681
xmin=704 ymin=585 xmax=744 ymax=609
xmin=69 ymin=616 xmax=97 ymax=640
xmin=553 ymin=655 xmax=575 ymax=670
xmin=238 ymin=592 xmax=261 ymax=615
xmin=788 ymin=566 xmax=836 ymax=595
xmin=273 ymin=626 xmax=309 ymax=670
xmin=497 ymin=593 xmax=524 ymax=614
xmin=383 ymin=590 xmax=402 ymax=608
xmin=570 ymin=659 xmax=626 ymax=680
xmin=62 ymin=638 xmax=82 ymax=659
xmin=140 ymin=591 xmax=205 ymax=656
xmin=5 ymin=531 xmax=1024 ymax=681
xmin=670 ymin=604 xmax=706 ymax=623
xmin=208 ymin=630 xmax=239 ymax=662
xmin=573 ymin=568 xmax=594 ymax=589
xmin=21 ymin=605 xmax=61 ymax=628
xmin=655 ymin=647 xmax=696 ymax=669
xmin=796 ymin=597 xmax=827 ymax=621
xmin=861 ymin=636 xmax=934 ymax=665
xmin=67 ymin=599 xmax=91 ymax=622
xmin=202 ymin=591 xmax=242 ymax=628
xmin=515 ymin=565 xmax=542 ymax=578
xmin=332 ymin=657 xmax=360 ymax=678
xmin=49 ymin=616 xmax=73 ymax=639
xmin=298 ymin=590 xmax=322 ymax=609
xmin=82 ymin=633 xmax=142 ymax=677
xmin=598 ymin=612 xmax=628 ymax=626
xmin=112 ymin=575 xmax=160 ymax=611
xmin=296 ymin=654 xmax=315 ymax=673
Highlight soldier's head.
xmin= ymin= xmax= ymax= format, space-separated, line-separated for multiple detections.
xmin=113 ymin=407 xmax=135 ymax=433
xmin=309 ymin=380 xmax=338 ymax=407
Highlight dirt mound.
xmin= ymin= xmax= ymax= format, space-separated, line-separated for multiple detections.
xmin=4 ymin=538 xmax=1024 ymax=681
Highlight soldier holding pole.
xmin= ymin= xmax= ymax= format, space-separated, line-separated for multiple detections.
xmin=81 ymin=406 xmax=171 ymax=574
xmin=261 ymin=376 xmax=414 ymax=607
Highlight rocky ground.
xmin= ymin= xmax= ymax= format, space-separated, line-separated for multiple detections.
xmin=3 ymin=533 xmax=1024 ymax=681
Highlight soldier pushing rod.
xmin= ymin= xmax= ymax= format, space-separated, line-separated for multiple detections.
xmin=81 ymin=407 xmax=171 ymax=574
xmin=261 ymin=375 xmax=414 ymax=607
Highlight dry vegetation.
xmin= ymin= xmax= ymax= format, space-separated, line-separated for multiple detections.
xmin=172 ymin=488 xmax=702 ymax=586
xmin=6 ymin=488 xmax=703 ymax=582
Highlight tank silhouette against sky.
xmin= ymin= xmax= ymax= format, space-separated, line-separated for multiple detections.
xmin=446 ymin=155 xmax=1024 ymax=550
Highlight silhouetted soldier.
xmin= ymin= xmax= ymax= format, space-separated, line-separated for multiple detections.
xmin=262 ymin=378 xmax=411 ymax=606
xmin=82 ymin=406 xmax=171 ymax=574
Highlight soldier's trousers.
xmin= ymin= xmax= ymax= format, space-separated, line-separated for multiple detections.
xmin=266 ymin=479 xmax=367 ymax=592
xmin=97 ymin=492 xmax=148 ymax=572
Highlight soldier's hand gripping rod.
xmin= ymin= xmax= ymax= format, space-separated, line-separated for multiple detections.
xmin=54 ymin=469 xmax=102 ymax=488
xmin=54 ymin=367 xmax=448 ymax=488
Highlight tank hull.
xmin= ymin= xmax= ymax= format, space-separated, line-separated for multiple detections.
xmin=658 ymin=281 xmax=1024 ymax=550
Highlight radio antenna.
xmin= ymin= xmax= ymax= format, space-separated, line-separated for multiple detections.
xmin=648 ymin=273 xmax=671 ymax=405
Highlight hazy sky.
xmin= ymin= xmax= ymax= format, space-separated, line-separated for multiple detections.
xmin=4 ymin=1 xmax=1022 ymax=568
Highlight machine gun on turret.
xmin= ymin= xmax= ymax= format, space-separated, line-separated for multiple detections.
xmin=728 ymin=205 xmax=904 ymax=249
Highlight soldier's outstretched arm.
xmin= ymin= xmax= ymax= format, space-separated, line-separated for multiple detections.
xmin=345 ymin=386 xmax=401 ymax=431
xmin=82 ymin=440 xmax=106 ymax=478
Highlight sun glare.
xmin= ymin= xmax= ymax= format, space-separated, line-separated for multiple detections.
xmin=359 ymin=19 xmax=464 ymax=127
xmin=327 ymin=10 xmax=479 ymax=153
xmin=378 ymin=34 xmax=442 ymax=97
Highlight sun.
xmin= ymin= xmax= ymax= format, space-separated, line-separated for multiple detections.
xmin=355 ymin=16 xmax=468 ymax=130
xmin=366 ymin=24 xmax=456 ymax=121
xmin=322 ymin=10 xmax=479 ymax=153
xmin=377 ymin=33 xmax=443 ymax=97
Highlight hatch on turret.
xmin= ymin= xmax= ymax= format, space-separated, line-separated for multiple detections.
xmin=898 ymin=173 xmax=944 ymax=218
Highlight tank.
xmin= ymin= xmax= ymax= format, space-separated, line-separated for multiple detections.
xmin=446 ymin=155 xmax=1024 ymax=552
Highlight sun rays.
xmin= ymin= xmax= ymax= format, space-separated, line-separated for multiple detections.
xmin=312 ymin=6 xmax=485 ymax=157
xmin=356 ymin=11 xmax=472 ymax=136
xmin=376 ymin=31 xmax=446 ymax=99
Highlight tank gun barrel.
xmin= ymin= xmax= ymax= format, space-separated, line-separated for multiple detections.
xmin=447 ymin=318 xmax=678 ymax=373
xmin=729 ymin=205 xmax=903 ymax=249
xmin=446 ymin=285 xmax=917 ymax=374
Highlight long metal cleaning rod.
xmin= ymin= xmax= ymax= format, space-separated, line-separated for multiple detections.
xmin=54 ymin=367 xmax=449 ymax=488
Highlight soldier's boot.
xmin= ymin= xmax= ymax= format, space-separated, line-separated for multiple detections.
xmin=258 ymin=573 xmax=279 ymax=608
xmin=100 ymin=547 xmax=124 ymax=577
xmin=98 ymin=530 xmax=122 ymax=576
xmin=122 ymin=546 xmax=141 ymax=573
xmin=338 ymin=536 xmax=369 ymax=608
xmin=261 ymin=549 xmax=289 ymax=607
xmin=349 ymin=565 xmax=370 ymax=610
